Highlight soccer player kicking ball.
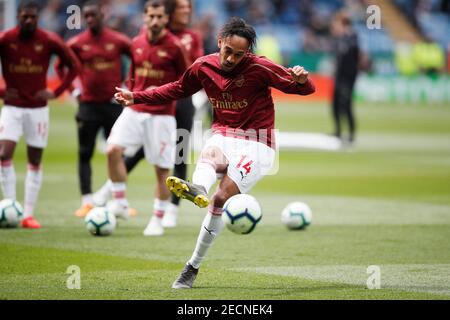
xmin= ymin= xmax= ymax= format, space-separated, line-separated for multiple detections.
xmin=114 ymin=17 xmax=315 ymax=288
xmin=0 ymin=1 xmax=78 ymax=228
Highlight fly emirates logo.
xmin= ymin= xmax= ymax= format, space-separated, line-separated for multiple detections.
xmin=135 ymin=61 xmax=165 ymax=79
xmin=9 ymin=58 xmax=43 ymax=74
xmin=209 ymin=92 xmax=248 ymax=110
xmin=85 ymin=58 xmax=116 ymax=71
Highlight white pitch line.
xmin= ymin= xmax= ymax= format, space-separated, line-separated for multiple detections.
xmin=256 ymin=194 xmax=450 ymax=226
xmin=191 ymin=130 xmax=450 ymax=152
xmin=233 ymin=264 xmax=450 ymax=296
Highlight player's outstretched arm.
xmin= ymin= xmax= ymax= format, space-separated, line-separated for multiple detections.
xmin=114 ymin=87 xmax=134 ymax=106
xmin=131 ymin=62 xmax=204 ymax=109
xmin=288 ymin=66 xmax=309 ymax=84
xmin=257 ymin=57 xmax=315 ymax=96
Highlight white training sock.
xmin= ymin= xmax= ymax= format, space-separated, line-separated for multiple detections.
xmin=97 ymin=179 xmax=112 ymax=197
xmin=153 ymin=198 xmax=169 ymax=219
xmin=192 ymin=160 xmax=217 ymax=193
xmin=93 ymin=179 xmax=112 ymax=206
xmin=82 ymin=194 xmax=93 ymax=206
xmin=24 ymin=164 xmax=43 ymax=218
xmin=111 ymin=182 xmax=128 ymax=207
xmin=188 ymin=206 xmax=224 ymax=269
xmin=166 ymin=202 xmax=179 ymax=215
xmin=0 ymin=160 xmax=16 ymax=200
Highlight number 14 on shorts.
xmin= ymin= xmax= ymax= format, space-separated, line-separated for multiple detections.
xmin=236 ymin=155 xmax=253 ymax=175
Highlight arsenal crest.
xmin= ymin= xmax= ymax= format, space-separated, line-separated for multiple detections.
xmin=157 ymin=50 xmax=168 ymax=58
xmin=235 ymin=75 xmax=245 ymax=87
xmin=34 ymin=43 xmax=43 ymax=52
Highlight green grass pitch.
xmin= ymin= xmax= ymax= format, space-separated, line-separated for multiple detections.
xmin=0 ymin=99 xmax=449 ymax=300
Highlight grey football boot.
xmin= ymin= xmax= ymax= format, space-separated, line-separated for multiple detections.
xmin=166 ymin=176 xmax=209 ymax=208
xmin=172 ymin=263 xmax=199 ymax=289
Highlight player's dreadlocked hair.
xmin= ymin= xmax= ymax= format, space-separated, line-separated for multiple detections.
xmin=219 ymin=17 xmax=257 ymax=52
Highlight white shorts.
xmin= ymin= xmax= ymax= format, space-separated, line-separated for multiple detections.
xmin=0 ymin=105 xmax=49 ymax=148
xmin=107 ymin=108 xmax=176 ymax=169
xmin=203 ymin=134 xmax=276 ymax=193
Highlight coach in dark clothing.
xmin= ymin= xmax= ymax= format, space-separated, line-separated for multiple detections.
xmin=331 ymin=11 xmax=359 ymax=144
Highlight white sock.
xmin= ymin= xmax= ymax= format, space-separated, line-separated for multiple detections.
xmin=166 ymin=202 xmax=179 ymax=215
xmin=153 ymin=198 xmax=169 ymax=219
xmin=82 ymin=194 xmax=93 ymax=206
xmin=24 ymin=164 xmax=43 ymax=218
xmin=0 ymin=160 xmax=16 ymax=200
xmin=97 ymin=179 xmax=112 ymax=197
xmin=111 ymin=182 xmax=128 ymax=207
xmin=188 ymin=206 xmax=224 ymax=269
xmin=192 ymin=160 xmax=217 ymax=193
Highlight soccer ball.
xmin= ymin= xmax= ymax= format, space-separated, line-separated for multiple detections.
xmin=281 ymin=202 xmax=312 ymax=230
xmin=0 ymin=199 xmax=24 ymax=228
xmin=222 ymin=194 xmax=262 ymax=235
xmin=84 ymin=206 xmax=117 ymax=236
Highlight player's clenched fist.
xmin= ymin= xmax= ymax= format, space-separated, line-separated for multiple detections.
xmin=288 ymin=66 xmax=309 ymax=84
xmin=114 ymin=87 xmax=134 ymax=106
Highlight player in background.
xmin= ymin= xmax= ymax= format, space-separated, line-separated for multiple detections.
xmin=0 ymin=1 xmax=78 ymax=228
xmin=106 ymin=0 xmax=189 ymax=235
xmin=55 ymin=1 xmax=133 ymax=218
xmin=114 ymin=18 xmax=315 ymax=287
xmin=94 ymin=0 xmax=203 ymax=228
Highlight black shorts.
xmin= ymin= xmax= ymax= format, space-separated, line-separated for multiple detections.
xmin=76 ymin=101 xmax=123 ymax=124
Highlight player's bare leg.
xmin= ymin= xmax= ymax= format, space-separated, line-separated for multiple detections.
xmin=166 ymin=146 xmax=227 ymax=208
xmin=0 ymin=140 xmax=17 ymax=201
xmin=22 ymin=146 xmax=44 ymax=228
xmin=143 ymin=166 xmax=171 ymax=236
xmin=106 ymin=144 xmax=129 ymax=219
xmin=172 ymin=175 xmax=239 ymax=289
